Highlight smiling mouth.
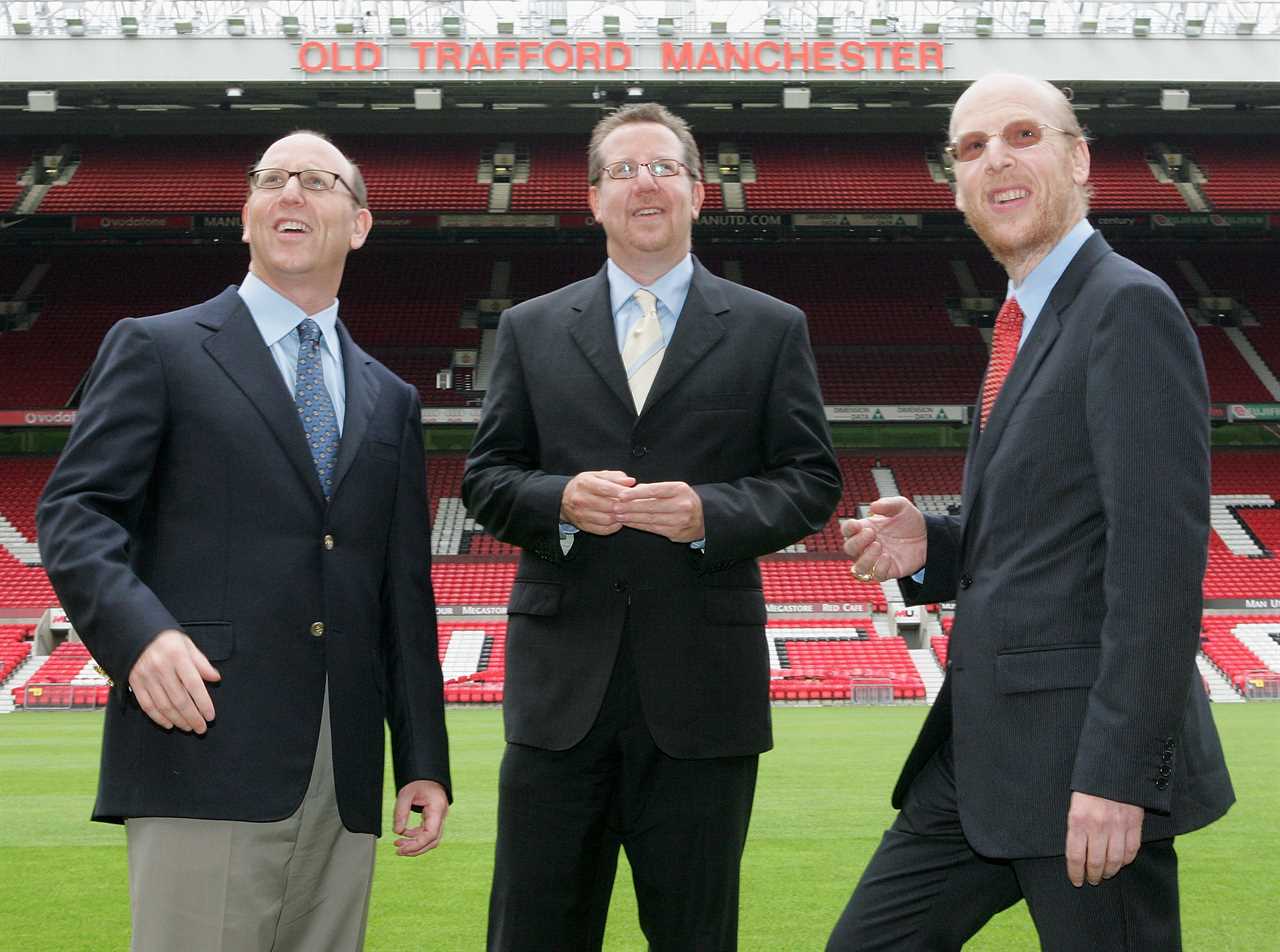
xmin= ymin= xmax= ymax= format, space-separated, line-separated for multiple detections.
xmin=275 ymin=220 xmax=312 ymax=234
xmin=632 ymin=208 xmax=664 ymax=218
xmin=992 ymin=188 xmax=1030 ymax=206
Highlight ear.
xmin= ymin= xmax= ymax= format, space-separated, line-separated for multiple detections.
xmin=690 ymin=180 xmax=705 ymax=220
xmin=241 ymin=200 xmax=251 ymax=245
xmin=1071 ymin=136 xmax=1091 ymax=188
xmin=349 ymin=207 xmax=373 ymax=251
xmin=953 ymin=177 xmax=966 ymax=214
xmin=587 ymin=184 xmax=600 ymax=221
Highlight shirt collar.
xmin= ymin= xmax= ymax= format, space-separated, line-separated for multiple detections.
xmin=606 ymin=254 xmax=694 ymax=319
xmin=1008 ymin=218 xmax=1094 ymax=321
xmin=237 ymin=270 xmax=341 ymax=351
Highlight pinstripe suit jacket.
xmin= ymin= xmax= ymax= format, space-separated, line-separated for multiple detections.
xmin=897 ymin=233 xmax=1234 ymax=858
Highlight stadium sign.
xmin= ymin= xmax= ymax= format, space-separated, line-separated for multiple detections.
xmin=1227 ymin=404 xmax=1280 ymax=422
xmin=794 ymin=213 xmax=922 ymax=229
xmin=827 ymin=405 xmax=967 ymax=422
xmin=0 ymin=410 xmax=78 ymax=427
xmin=1151 ymin=213 xmax=1270 ymax=232
xmin=296 ymin=39 xmax=945 ymax=75
xmin=1207 ymin=598 xmax=1280 ymax=611
xmin=767 ymin=602 xmax=872 ymax=614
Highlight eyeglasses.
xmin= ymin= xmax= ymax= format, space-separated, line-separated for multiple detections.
xmin=600 ymin=158 xmax=690 ymax=181
xmin=945 ymin=120 xmax=1075 ymax=163
xmin=248 ymin=167 xmax=357 ymax=198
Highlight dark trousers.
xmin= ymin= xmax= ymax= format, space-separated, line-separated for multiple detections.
xmin=487 ymin=642 xmax=759 ymax=952
xmin=827 ymin=742 xmax=1181 ymax=952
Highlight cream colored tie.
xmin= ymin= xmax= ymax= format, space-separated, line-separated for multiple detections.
xmin=622 ymin=288 xmax=665 ymax=413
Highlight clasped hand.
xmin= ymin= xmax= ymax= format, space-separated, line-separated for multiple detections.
xmin=561 ymin=470 xmax=704 ymax=543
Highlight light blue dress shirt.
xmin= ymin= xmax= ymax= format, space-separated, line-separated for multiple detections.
xmin=1007 ymin=218 xmax=1094 ymax=352
xmin=237 ymin=270 xmax=346 ymax=436
xmin=909 ymin=219 xmax=1094 ymax=585
xmin=560 ymin=254 xmax=702 ymax=548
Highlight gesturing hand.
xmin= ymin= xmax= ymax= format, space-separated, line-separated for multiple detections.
xmin=128 ymin=629 xmax=221 ymax=733
xmin=841 ymin=496 xmax=927 ymax=582
xmin=1065 ymin=791 xmax=1144 ymax=887
xmin=614 ymin=481 xmax=705 ymax=544
xmin=560 ymin=470 xmax=636 ymax=536
xmin=393 ymin=780 xmax=450 ymax=857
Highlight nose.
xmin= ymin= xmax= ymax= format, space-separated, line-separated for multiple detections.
xmin=982 ymin=135 xmax=1016 ymax=172
xmin=278 ymin=175 xmax=307 ymax=203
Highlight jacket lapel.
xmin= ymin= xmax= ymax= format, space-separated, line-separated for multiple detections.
xmin=328 ymin=321 xmax=381 ymax=500
xmin=200 ymin=286 xmax=325 ymax=505
xmin=639 ymin=259 xmax=728 ymax=417
xmin=566 ymin=266 xmax=635 ymax=415
xmin=963 ymin=232 xmax=1114 ymax=512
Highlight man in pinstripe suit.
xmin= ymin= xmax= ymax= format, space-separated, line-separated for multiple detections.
xmin=828 ymin=74 xmax=1234 ymax=951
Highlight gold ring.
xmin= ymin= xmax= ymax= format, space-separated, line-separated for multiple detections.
xmin=851 ymin=568 xmax=875 ymax=582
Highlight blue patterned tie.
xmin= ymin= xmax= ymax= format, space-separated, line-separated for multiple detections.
xmin=293 ymin=318 xmax=340 ymax=499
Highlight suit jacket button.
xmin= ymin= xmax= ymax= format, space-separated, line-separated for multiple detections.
xmin=1159 ymin=764 xmax=1172 ymax=777
xmin=612 ymin=580 xmax=627 ymax=593
xmin=1155 ymin=777 xmax=1169 ymax=790
xmin=323 ymin=534 xmax=335 ymax=550
xmin=310 ymin=621 xmax=325 ymax=637
xmin=631 ymin=444 xmax=647 ymax=458
xmin=960 ymin=574 xmax=973 ymax=589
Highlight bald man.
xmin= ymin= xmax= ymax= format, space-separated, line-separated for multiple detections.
xmin=828 ymin=75 xmax=1233 ymax=951
xmin=38 ymin=132 xmax=451 ymax=952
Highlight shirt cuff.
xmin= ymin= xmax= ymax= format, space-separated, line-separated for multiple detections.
xmin=911 ymin=568 xmax=926 ymax=583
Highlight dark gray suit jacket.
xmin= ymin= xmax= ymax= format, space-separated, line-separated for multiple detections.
xmin=38 ymin=287 xmax=451 ymax=834
xmin=463 ymin=258 xmax=841 ymax=758
xmin=897 ymin=233 xmax=1234 ymax=858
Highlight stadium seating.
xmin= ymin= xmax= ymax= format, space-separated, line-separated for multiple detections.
xmin=742 ymin=136 xmax=956 ymax=210
xmin=1085 ymin=139 xmax=1189 ymax=211
xmin=1188 ymin=137 xmax=1280 ymax=211
xmin=0 ymin=637 xmax=32 ymax=682
xmin=1199 ymin=616 xmax=1280 ymax=697
xmin=10 ymin=640 xmax=107 ymax=708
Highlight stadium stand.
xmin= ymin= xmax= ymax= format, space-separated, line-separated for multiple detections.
xmin=1199 ymin=616 xmax=1280 ymax=698
xmin=10 ymin=640 xmax=107 ymax=708
xmin=1188 ymin=137 xmax=1280 ymax=211
xmin=1085 ymin=139 xmax=1189 ymax=211
xmin=1 ymin=143 xmax=33 ymax=210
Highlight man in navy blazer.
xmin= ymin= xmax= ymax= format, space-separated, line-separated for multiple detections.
xmin=829 ymin=74 xmax=1233 ymax=951
xmin=38 ymin=132 xmax=450 ymax=952
xmin=464 ymin=104 xmax=841 ymax=950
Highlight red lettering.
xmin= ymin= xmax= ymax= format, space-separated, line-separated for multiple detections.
xmin=298 ymin=41 xmax=327 ymax=73
xmin=438 ymin=41 xmax=462 ymax=71
xmin=662 ymin=41 xmax=695 ymax=70
xmin=723 ymin=41 xmax=751 ymax=71
xmin=493 ymin=40 xmax=517 ymax=70
xmin=466 ymin=41 xmax=492 ymax=70
xmin=754 ymin=40 xmax=781 ymax=73
xmin=783 ymin=42 xmax=810 ymax=71
xmin=841 ymin=41 xmax=865 ymax=71
xmin=411 ymin=41 xmax=433 ymax=70
xmin=354 ymin=41 xmax=381 ymax=72
xmin=891 ymin=42 xmax=914 ymax=71
xmin=865 ymin=41 xmax=891 ymax=70
xmin=518 ymin=41 xmax=541 ymax=69
xmin=920 ymin=42 xmax=945 ymax=71
xmin=545 ymin=40 xmax=572 ymax=73
xmin=332 ymin=43 xmax=354 ymax=73
xmin=696 ymin=42 xmax=722 ymax=70
xmin=812 ymin=41 xmax=835 ymax=72
xmin=578 ymin=41 xmax=601 ymax=71
xmin=604 ymin=41 xmax=631 ymax=71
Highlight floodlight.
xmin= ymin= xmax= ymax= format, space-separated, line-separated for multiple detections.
xmin=1133 ymin=17 xmax=1151 ymax=36
xmin=1160 ymin=89 xmax=1191 ymax=110
xmin=282 ymin=16 xmax=301 ymax=36
xmin=496 ymin=21 xmax=514 ymax=35
xmin=1184 ymin=18 xmax=1204 ymax=36
xmin=227 ymin=17 xmax=246 ymax=36
xmin=710 ymin=22 xmax=727 ymax=34
xmin=658 ymin=17 xmax=677 ymax=36
xmin=922 ymin=22 xmax=941 ymax=34
xmin=1027 ymin=17 xmax=1045 ymax=35
xmin=1236 ymin=20 xmax=1256 ymax=34
xmin=627 ymin=86 xmax=644 ymax=97
xmin=763 ymin=17 xmax=782 ymax=35
xmin=603 ymin=15 xmax=620 ymax=35
xmin=870 ymin=17 xmax=892 ymax=35
xmin=975 ymin=15 xmax=994 ymax=36
xmin=390 ymin=16 xmax=408 ymax=36
xmin=175 ymin=20 xmax=194 ymax=35
xmin=1079 ymin=19 xmax=1098 ymax=33
xmin=121 ymin=16 xmax=138 ymax=35
xmin=441 ymin=16 xmax=461 ymax=36
xmin=28 ymin=90 xmax=57 ymax=112
xmin=64 ymin=18 xmax=86 ymax=36
xmin=816 ymin=16 xmax=835 ymax=35
xmin=336 ymin=21 xmax=356 ymax=35
xmin=414 ymin=88 xmax=442 ymax=110
xmin=13 ymin=20 xmax=32 ymax=35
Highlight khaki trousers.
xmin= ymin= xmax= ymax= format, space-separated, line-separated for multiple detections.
xmin=126 ymin=688 xmax=376 ymax=952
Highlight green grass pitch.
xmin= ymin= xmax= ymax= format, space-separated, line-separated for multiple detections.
xmin=1 ymin=705 xmax=1276 ymax=950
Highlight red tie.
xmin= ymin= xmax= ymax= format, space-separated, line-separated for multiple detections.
xmin=980 ymin=296 xmax=1025 ymax=428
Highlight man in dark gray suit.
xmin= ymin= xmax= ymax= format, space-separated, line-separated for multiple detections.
xmin=829 ymin=74 xmax=1233 ymax=951
xmin=38 ymin=132 xmax=450 ymax=952
xmin=464 ymin=103 xmax=841 ymax=950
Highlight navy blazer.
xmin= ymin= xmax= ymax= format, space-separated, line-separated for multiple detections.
xmin=38 ymin=287 xmax=450 ymax=834
xmin=897 ymin=234 xmax=1233 ymax=858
